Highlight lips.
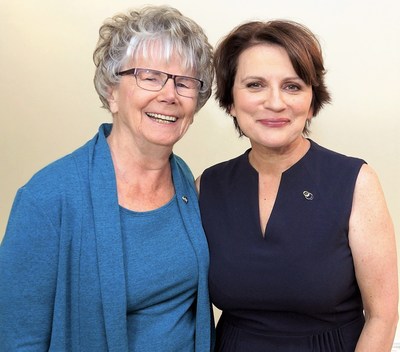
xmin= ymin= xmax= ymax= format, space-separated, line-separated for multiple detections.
xmin=146 ymin=112 xmax=178 ymax=124
xmin=258 ymin=118 xmax=290 ymax=127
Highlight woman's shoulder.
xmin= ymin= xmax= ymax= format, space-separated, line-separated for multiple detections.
xmin=310 ymin=139 xmax=364 ymax=161
xmin=202 ymin=150 xmax=250 ymax=177
xmin=308 ymin=139 xmax=366 ymax=170
xmin=17 ymin=140 xmax=92 ymax=205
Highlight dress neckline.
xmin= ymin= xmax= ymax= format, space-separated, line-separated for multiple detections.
xmin=244 ymin=139 xmax=315 ymax=176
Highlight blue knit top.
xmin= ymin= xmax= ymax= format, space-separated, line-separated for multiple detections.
xmin=120 ymin=196 xmax=197 ymax=351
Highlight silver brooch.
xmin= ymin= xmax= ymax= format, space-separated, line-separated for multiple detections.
xmin=303 ymin=191 xmax=314 ymax=200
xmin=181 ymin=196 xmax=188 ymax=204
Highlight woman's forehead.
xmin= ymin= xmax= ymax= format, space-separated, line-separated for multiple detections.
xmin=129 ymin=39 xmax=193 ymax=66
xmin=126 ymin=41 xmax=196 ymax=75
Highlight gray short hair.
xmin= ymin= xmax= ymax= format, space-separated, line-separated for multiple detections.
xmin=93 ymin=5 xmax=213 ymax=112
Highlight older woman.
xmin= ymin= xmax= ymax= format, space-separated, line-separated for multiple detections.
xmin=197 ymin=20 xmax=397 ymax=351
xmin=0 ymin=6 xmax=214 ymax=351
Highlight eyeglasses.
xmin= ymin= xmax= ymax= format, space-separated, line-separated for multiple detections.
xmin=117 ymin=68 xmax=204 ymax=98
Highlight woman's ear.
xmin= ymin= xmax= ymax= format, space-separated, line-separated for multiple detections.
xmin=228 ymin=104 xmax=236 ymax=117
xmin=307 ymin=106 xmax=314 ymax=120
xmin=308 ymin=96 xmax=315 ymax=119
xmin=107 ymin=87 xmax=119 ymax=114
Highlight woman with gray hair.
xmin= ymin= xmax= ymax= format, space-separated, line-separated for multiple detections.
xmin=0 ymin=5 xmax=214 ymax=351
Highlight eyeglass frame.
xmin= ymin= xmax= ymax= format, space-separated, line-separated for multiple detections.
xmin=117 ymin=67 xmax=204 ymax=98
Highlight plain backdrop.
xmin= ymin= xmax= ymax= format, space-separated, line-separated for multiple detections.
xmin=1 ymin=0 xmax=399 ymax=341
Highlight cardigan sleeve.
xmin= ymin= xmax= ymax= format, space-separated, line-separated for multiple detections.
xmin=0 ymin=187 xmax=59 ymax=351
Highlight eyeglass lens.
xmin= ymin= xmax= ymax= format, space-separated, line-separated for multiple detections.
xmin=135 ymin=69 xmax=201 ymax=98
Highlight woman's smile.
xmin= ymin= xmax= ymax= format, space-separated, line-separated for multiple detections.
xmin=146 ymin=112 xmax=178 ymax=124
xmin=257 ymin=117 xmax=291 ymax=127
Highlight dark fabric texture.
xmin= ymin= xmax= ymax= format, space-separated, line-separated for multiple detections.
xmin=199 ymin=140 xmax=365 ymax=351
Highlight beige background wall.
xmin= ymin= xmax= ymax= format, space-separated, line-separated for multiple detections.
xmin=1 ymin=0 xmax=399 ymax=341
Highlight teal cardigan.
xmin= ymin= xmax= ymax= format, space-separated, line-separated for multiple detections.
xmin=0 ymin=124 xmax=213 ymax=351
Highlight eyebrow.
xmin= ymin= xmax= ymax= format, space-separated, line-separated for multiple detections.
xmin=239 ymin=75 xmax=304 ymax=82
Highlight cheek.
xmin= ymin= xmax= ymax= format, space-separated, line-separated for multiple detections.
xmin=230 ymin=92 xmax=256 ymax=116
xmin=184 ymin=101 xmax=197 ymax=122
xmin=108 ymin=85 xmax=137 ymax=115
xmin=291 ymin=96 xmax=313 ymax=115
xmin=184 ymin=114 xmax=194 ymax=127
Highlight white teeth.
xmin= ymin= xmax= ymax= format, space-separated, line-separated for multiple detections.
xmin=147 ymin=113 xmax=177 ymax=123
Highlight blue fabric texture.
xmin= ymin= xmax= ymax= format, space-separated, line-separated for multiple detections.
xmin=0 ymin=123 xmax=213 ymax=351
xmin=121 ymin=198 xmax=198 ymax=351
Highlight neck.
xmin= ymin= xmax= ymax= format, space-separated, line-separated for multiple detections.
xmin=249 ymin=137 xmax=310 ymax=175
xmin=107 ymin=132 xmax=172 ymax=187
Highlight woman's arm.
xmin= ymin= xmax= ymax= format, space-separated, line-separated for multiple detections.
xmin=0 ymin=188 xmax=58 ymax=351
xmin=349 ymin=164 xmax=398 ymax=351
xmin=195 ymin=175 xmax=201 ymax=194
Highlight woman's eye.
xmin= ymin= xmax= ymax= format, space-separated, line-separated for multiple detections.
xmin=142 ymin=76 xmax=158 ymax=82
xmin=176 ymin=82 xmax=189 ymax=89
xmin=246 ymin=82 xmax=263 ymax=89
xmin=284 ymin=84 xmax=301 ymax=91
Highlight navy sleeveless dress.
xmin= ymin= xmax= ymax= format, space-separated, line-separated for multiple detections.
xmin=199 ymin=140 xmax=366 ymax=351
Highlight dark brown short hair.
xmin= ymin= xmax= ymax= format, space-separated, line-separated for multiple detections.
xmin=214 ymin=20 xmax=331 ymax=136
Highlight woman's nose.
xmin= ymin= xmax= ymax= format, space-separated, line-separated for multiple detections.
xmin=263 ymin=88 xmax=286 ymax=111
xmin=158 ymin=78 xmax=178 ymax=102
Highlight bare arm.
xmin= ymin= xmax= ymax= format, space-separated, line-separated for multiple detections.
xmin=195 ymin=175 xmax=201 ymax=194
xmin=350 ymin=164 xmax=398 ymax=351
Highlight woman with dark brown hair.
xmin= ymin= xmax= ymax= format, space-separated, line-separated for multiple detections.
xmin=197 ymin=20 xmax=398 ymax=351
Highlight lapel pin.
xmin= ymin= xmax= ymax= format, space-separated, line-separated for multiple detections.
xmin=303 ymin=191 xmax=314 ymax=200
